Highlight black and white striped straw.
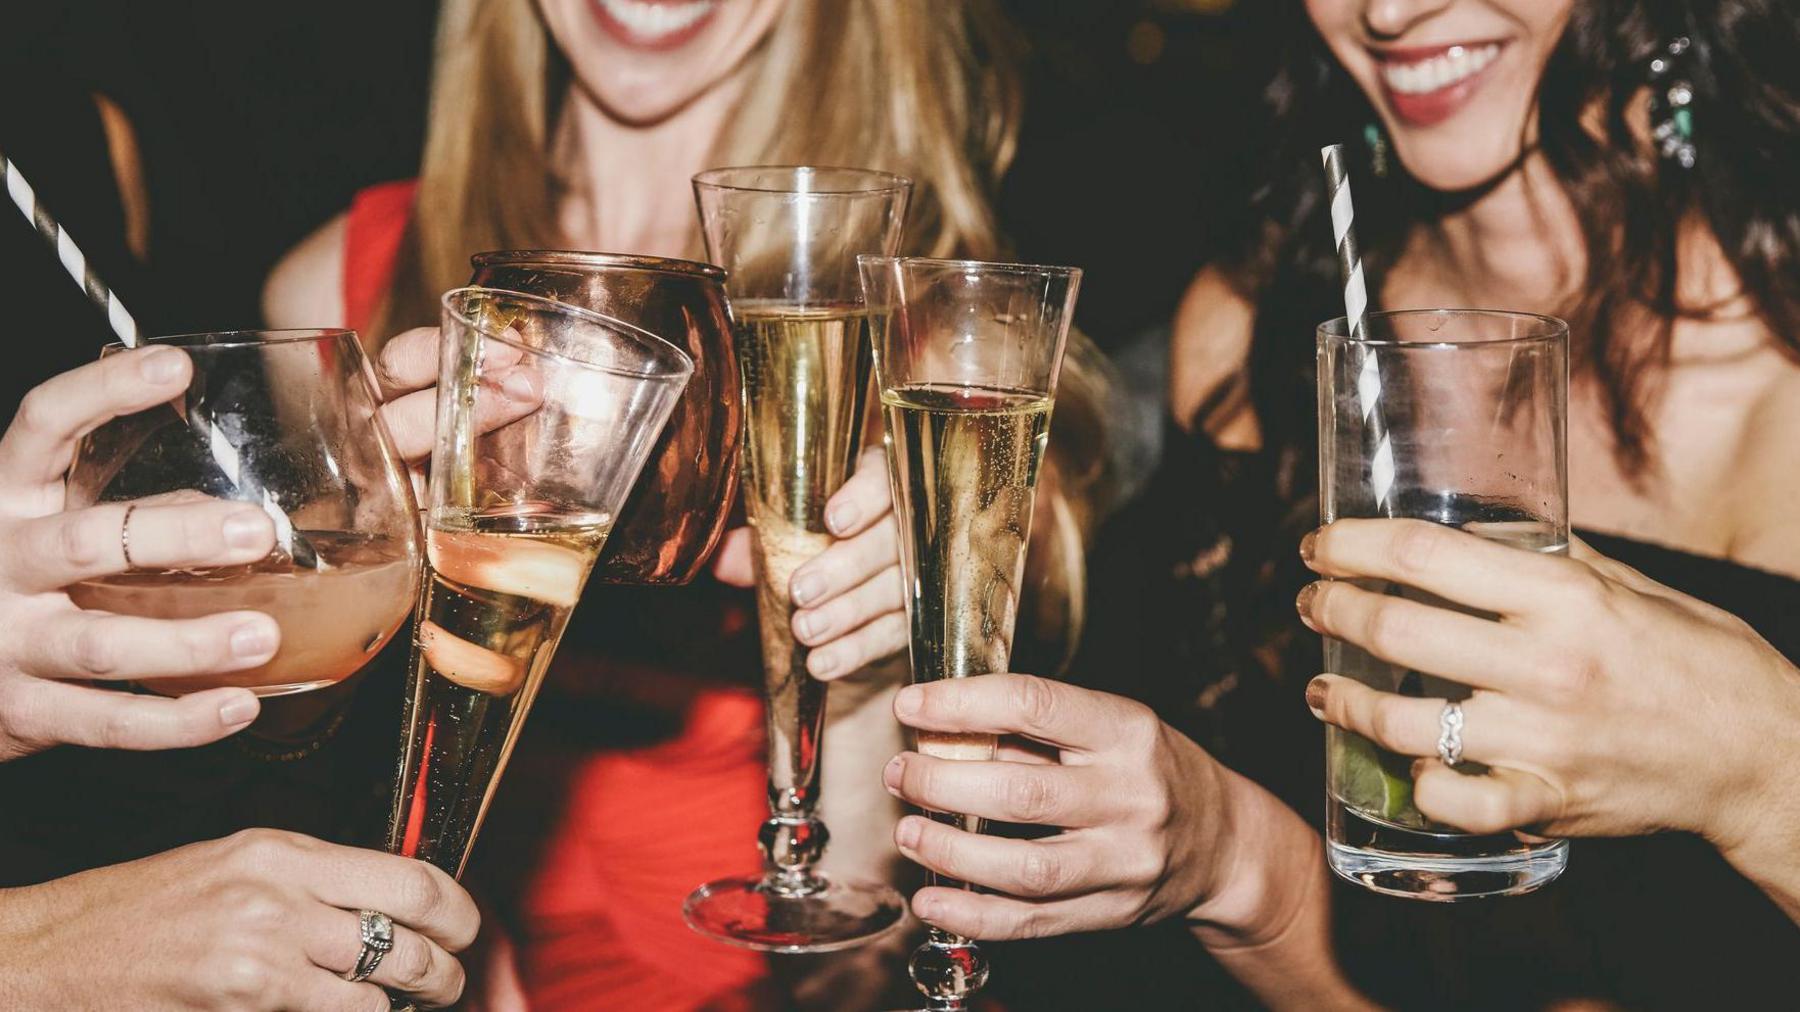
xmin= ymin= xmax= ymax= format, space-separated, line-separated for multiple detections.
xmin=2 ymin=148 xmax=315 ymax=565
xmin=2 ymin=146 xmax=140 ymax=347
xmin=1320 ymin=143 xmax=1395 ymax=513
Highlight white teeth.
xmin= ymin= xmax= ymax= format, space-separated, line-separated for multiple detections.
xmin=599 ymin=0 xmax=718 ymax=39
xmin=1380 ymin=43 xmax=1501 ymax=95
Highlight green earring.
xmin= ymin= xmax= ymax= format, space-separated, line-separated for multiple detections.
xmin=1363 ymin=122 xmax=1390 ymax=178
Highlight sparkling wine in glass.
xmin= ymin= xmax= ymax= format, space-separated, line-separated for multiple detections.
xmin=386 ymin=287 xmax=692 ymax=878
xmin=861 ymin=255 xmax=1080 ymax=1012
xmin=684 ymin=166 xmax=911 ymax=952
xmin=64 ymin=329 xmax=421 ymax=697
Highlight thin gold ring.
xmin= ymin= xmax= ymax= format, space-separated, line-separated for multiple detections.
xmin=119 ymin=503 xmax=139 ymax=569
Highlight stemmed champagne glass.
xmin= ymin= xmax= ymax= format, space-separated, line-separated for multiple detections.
xmin=859 ymin=256 xmax=1080 ymax=1012
xmin=386 ymin=288 xmax=692 ymax=877
xmin=65 ymin=329 xmax=420 ymax=697
xmin=684 ymin=166 xmax=911 ymax=951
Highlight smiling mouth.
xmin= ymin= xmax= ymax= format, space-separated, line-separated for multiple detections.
xmin=591 ymin=0 xmax=721 ymax=49
xmin=1372 ymin=42 xmax=1505 ymax=126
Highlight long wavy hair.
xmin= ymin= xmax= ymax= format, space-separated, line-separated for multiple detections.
xmin=370 ymin=0 xmax=1118 ymax=668
xmin=1224 ymin=0 xmax=1800 ymax=475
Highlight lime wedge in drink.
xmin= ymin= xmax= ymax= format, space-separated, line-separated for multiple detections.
xmin=1332 ymin=731 xmax=1420 ymax=826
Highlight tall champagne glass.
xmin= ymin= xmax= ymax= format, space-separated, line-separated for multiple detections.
xmin=64 ymin=329 xmax=420 ymax=697
xmin=860 ymin=256 xmax=1080 ymax=1012
xmin=684 ymin=166 xmax=910 ymax=952
xmin=386 ymin=288 xmax=692 ymax=877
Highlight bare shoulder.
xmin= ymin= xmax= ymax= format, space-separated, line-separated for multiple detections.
xmin=1728 ymin=361 xmax=1800 ymax=578
xmin=1170 ymin=266 xmax=1259 ymax=448
xmin=262 ymin=213 xmax=348 ymax=329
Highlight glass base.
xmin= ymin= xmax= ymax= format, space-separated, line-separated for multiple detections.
xmin=1327 ymin=804 xmax=1569 ymax=901
xmin=684 ymin=872 xmax=905 ymax=953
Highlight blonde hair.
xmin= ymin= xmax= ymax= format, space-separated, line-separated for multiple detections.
xmin=374 ymin=0 xmax=1116 ymax=671
xmin=374 ymin=0 xmax=1022 ymax=338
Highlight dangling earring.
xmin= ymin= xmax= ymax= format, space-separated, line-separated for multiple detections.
xmin=1363 ymin=121 xmax=1390 ymax=178
xmin=1648 ymin=36 xmax=1696 ymax=169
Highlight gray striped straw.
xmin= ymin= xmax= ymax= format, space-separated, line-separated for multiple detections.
xmin=2 ymin=147 xmax=315 ymax=566
xmin=1320 ymin=143 xmax=1395 ymax=513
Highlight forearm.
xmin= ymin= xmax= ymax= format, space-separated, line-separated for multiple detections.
xmin=1187 ymin=771 xmax=1379 ymax=1011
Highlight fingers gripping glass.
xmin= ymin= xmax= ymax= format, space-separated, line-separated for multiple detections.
xmin=65 ymin=329 xmax=421 ymax=697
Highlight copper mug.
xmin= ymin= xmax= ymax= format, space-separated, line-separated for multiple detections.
xmin=469 ymin=250 xmax=741 ymax=585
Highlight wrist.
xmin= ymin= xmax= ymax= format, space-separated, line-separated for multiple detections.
xmin=1184 ymin=767 xmax=1318 ymax=947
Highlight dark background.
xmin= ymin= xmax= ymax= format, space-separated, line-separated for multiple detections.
xmin=1 ymin=0 xmax=1259 ymax=404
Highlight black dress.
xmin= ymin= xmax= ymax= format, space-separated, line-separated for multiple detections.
xmin=992 ymin=421 xmax=1800 ymax=1011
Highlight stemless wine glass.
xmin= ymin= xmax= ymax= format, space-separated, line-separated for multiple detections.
xmin=860 ymin=256 xmax=1080 ymax=1012
xmin=1319 ymin=309 xmax=1570 ymax=900
xmin=684 ymin=166 xmax=911 ymax=952
xmin=65 ymin=329 xmax=420 ymax=697
xmin=386 ymin=288 xmax=692 ymax=878
xmin=468 ymin=250 xmax=742 ymax=585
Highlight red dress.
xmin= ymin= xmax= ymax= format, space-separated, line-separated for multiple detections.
xmin=344 ymin=181 xmax=772 ymax=1010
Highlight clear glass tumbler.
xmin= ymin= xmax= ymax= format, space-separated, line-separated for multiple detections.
xmin=1318 ymin=308 xmax=1570 ymax=900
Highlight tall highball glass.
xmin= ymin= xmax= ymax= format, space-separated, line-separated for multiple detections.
xmin=386 ymin=288 xmax=692 ymax=878
xmin=861 ymin=255 xmax=1080 ymax=1011
xmin=1319 ymin=309 xmax=1570 ymax=900
xmin=684 ymin=166 xmax=911 ymax=952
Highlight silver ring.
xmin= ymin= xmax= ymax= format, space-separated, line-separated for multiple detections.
xmin=345 ymin=909 xmax=395 ymax=983
xmin=119 ymin=503 xmax=139 ymax=569
xmin=1438 ymin=701 xmax=1466 ymax=767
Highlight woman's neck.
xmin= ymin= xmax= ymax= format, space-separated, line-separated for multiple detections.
xmin=1395 ymin=154 xmax=1586 ymax=314
xmin=550 ymin=75 xmax=746 ymax=259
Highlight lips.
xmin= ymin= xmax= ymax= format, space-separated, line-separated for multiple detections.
xmin=590 ymin=0 xmax=721 ymax=51
xmin=1371 ymin=42 xmax=1505 ymax=127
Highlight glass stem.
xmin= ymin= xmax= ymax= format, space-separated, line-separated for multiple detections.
xmin=759 ymin=592 xmax=831 ymax=894
xmin=908 ymin=812 xmax=990 ymax=1008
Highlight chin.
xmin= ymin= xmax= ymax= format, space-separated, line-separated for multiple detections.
xmin=1391 ymin=134 xmax=1527 ymax=194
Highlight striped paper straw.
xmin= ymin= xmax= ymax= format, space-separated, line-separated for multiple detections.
xmin=2 ymin=148 xmax=313 ymax=564
xmin=3 ymin=146 xmax=140 ymax=346
xmin=1320 ymin=144 xmax=1395 ymax=513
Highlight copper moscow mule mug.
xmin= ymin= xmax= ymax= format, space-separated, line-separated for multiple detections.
xmin=469 ymin=251 xmax=741 ymax=585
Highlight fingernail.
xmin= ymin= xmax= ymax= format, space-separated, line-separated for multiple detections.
xmin=883 ymin=755 xmax=905 ymax=795
xmin=230 ymin=621 xmax=277 ymax=660
xmin=1299 ymin=529 xmax=1319 ymax=564
xmin=502 ymin=371 xmax=536 ymax=401
xmin=140 ymin=347 xmax=186 ymax=383
xmin=810 ymin=649 xmax=840 ymax=678
xmin=913 ymin=895 xmax=939 ymax=921
xmin=895 ymin=684 xmax=923 ymax=718
xmin=826 ymin=502 xmax=857 ymax=535
xmin=222 ymin=511 xmax=267 ymax=551
xmin=791 ymin=572 xmax=823 ymax=606
xmin=218 ymin=694 xmax=259 ymax=728
xmin=1305 ymin=677 xmax=1327 ymax=717
xmin=1295 ymin=583 xmax=1321 ymax=628
xmin=895 ymin=816 xmax=922 ymax=850
xmin=794 ymin=610 xmax=819 ymax=640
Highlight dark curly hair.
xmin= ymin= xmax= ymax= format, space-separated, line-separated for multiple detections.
xmin=1221 ymin=0 xmax=1800 ymax=476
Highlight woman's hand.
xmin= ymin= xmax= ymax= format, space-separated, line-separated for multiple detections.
xmin=0 ymin=829 xmax=479 ymax=1010
xmin=370 ymin=327 xmax=542 ymax=467
xmin=713 ymin=447 xmax=907 ymax=679
xmin=883 ymin=673 xmax=1295 ymax=941
xmin=1299 ymin=518 xmax=1800 ymax=853
xmin=0 ymin=348 xmax=289 ymax=761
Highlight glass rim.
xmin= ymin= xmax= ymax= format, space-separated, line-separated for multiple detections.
xmin=442 ymin=287 xmax=694 ymax=381
xmin=693 ymin=164 xmax=913 ymax=196
xmin=1317 ymin=308 xmax=1569 ymax=349
xmin=470 ymin=249 xmax=724 ymax=281
xmin=103 ymin=328 xmax=359 ymax=352
xmin=857 ymin=254 xmax=1082 ymax=281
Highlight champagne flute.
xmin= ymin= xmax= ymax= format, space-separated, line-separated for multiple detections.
xmin=64 ymin=329 xmax=420 ymax=697
xmin=684 ymin=166 xmax=911 ymax=952
xmin=859 ymin=255 xmax=1080 ymax=1012
xmin=386 ymin=288 xmax=692 ymax=877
